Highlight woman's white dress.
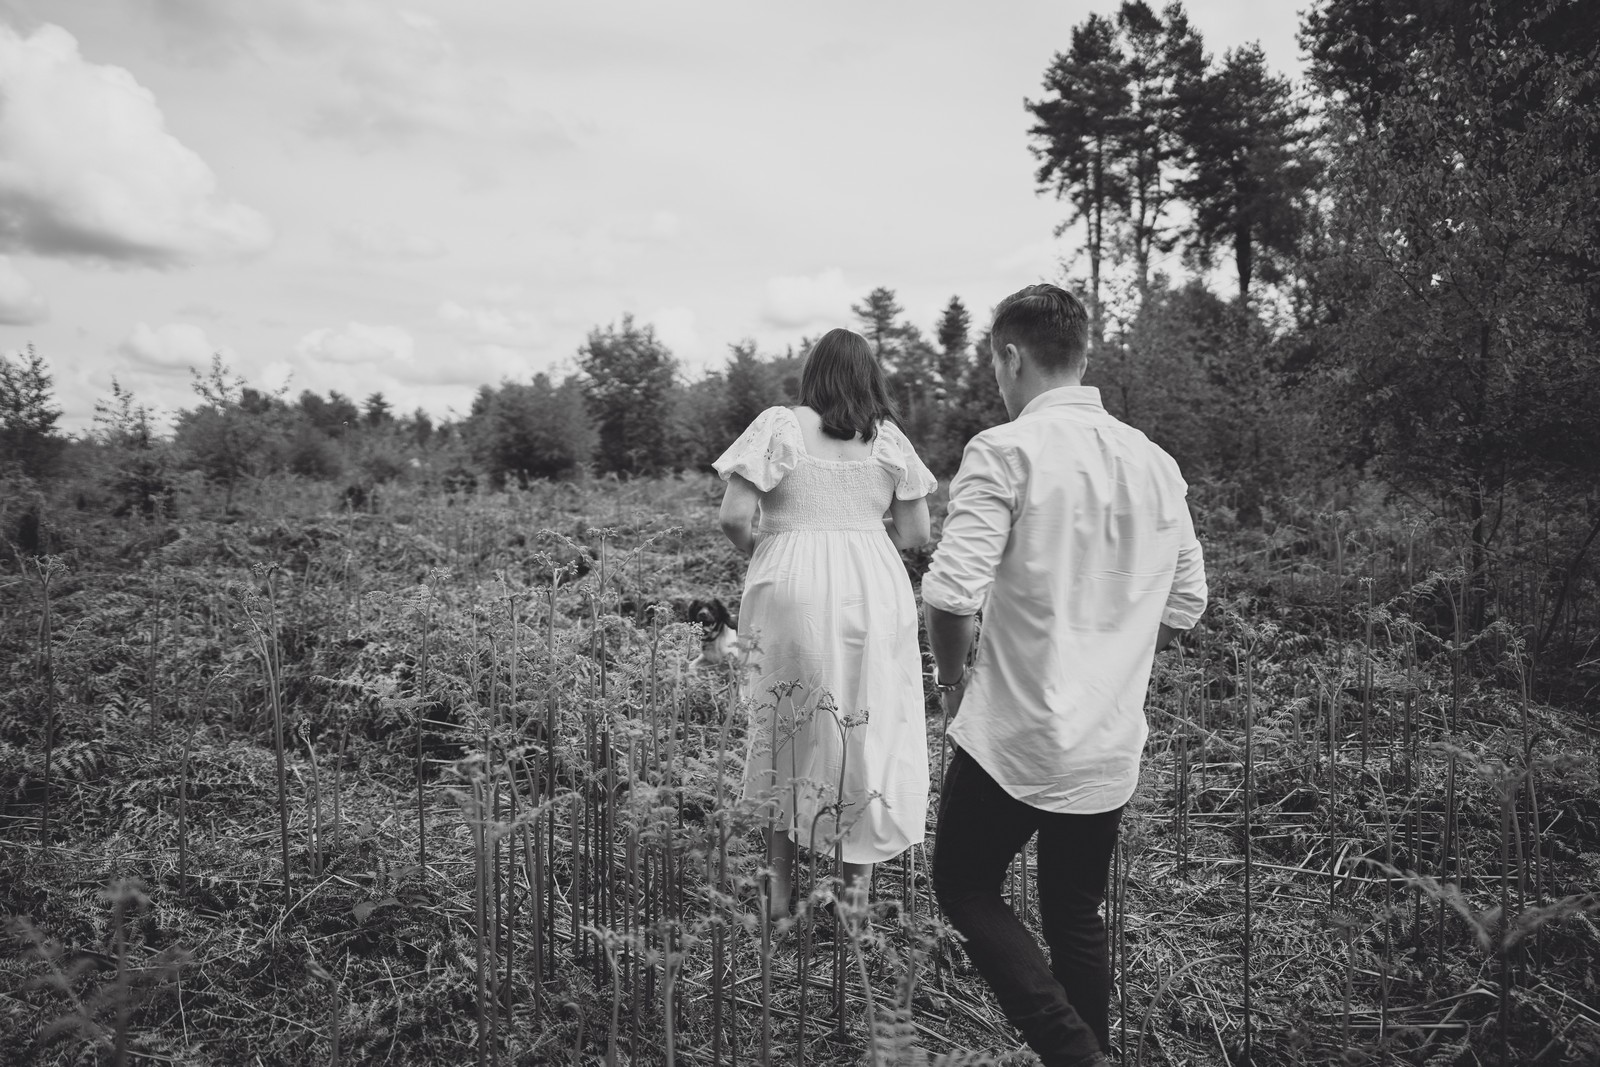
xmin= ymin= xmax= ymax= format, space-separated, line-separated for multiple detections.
xmin=713 ymin=406 xmax=937 ymax=864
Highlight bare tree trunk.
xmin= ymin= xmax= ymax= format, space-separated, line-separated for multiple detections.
xmin=1235 ymin=218 xmax=1253 ymax=299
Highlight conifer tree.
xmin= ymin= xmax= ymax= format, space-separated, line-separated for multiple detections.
xmin=0 ymin=344 xmax=62 ymax=479
xmin=1028 ymin=12 xmax=1132 ymax=342
xmin=1174 ymin=43 xmax=1317 ymax=299
xmin=934 ymin=296 xmax=972 ymax=393
xmin=1115 ymin=2 xmax=1206 ymax=296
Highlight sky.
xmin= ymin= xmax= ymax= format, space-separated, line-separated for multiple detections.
xmin=0 ymin=0 xmax=1308 ymax=432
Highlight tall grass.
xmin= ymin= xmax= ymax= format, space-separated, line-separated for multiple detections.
xmin=4 ymin=479 xmax=1600 ymax=1066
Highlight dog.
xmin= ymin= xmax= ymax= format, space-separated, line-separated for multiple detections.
xmin=687 ymin=597 xmax=746 ymax=670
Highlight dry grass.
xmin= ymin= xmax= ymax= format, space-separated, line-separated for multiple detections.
xmin=1 ymin=474 xmax=1597 ymax=1066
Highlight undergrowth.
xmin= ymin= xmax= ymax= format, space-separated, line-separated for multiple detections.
xmin=1 ymin=474 xmax=1597 ymax=1066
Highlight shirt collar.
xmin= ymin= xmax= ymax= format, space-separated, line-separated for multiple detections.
xmin=1018 ymin=385 xmax=1103 ymax=418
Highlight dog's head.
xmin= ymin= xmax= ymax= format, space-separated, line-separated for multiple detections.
xmin=686 ymin=597 xmax=733 ymax=639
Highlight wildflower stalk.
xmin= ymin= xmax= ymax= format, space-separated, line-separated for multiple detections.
xmin=147 ymin=595 xmax=161 ymax=736
xmin=417 ymin=581 xmax=433 ymax=876
xmin=470 ymin=773 xmax=490 ymax=1067
xmin=1242 ymin=641 xmax=1255 ymax=1066
xmin=545 ymin=569 xmax=560 ymax=979
xmin=34 ymin=555 xmax=62 ymax=847
xmin=242 ymin=564 xmax=292 ymax=907
xmin=502 ymin=578 xmax=520 ymax=1018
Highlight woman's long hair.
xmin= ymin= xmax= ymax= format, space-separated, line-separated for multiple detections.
xmin=798 ymin=328 xmax=901 ymax=442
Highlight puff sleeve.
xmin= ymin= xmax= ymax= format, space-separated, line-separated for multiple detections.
xmin=878 ymin=421 xmax=938 ymax=500
xmin=712 ymin=407 xmax=800 ymax=492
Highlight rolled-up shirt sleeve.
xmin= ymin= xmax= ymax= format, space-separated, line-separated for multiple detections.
xmin=1162 ymin=500 xmax=1208 ymax=629
xmin=922 ymin=434 xmax=1018 ymax=617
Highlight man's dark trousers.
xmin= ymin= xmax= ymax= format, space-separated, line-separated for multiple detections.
xmin=933 ymin=747 xmax=1124 ymax=1067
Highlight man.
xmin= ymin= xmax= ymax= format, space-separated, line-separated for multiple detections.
xmin=922 ymin=284 xmax=1207 ymax=1067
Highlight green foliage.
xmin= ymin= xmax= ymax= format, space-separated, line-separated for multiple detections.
xmin=1115 ymin=2 xmax=1206 ymax=293
xmin=363 ymin=392 xmax=392 ymax=428
xmin=286 ymin=425 xmax=345 ymax=481
xmin=1174 ymin=43 xmax=1318 ymax=298
xmin=2 ymin=476 xmax=1598 ymax=1065
xmin=0 ymin=344 xmax=63 ymax=480
xmin=929 ymin=328 xmax=1008 ymax=477
xmin=1028 ymin=11 xmax=1130 ymax=335
xmin=721 ymin=340 xmax=784 ymax=446
xmin=350 ymin=429 xmax=413 ymax=487
xmin=674 ymin=369 xmax=731 ymax=472
xmin=1307 ymin=2 xmax=1600 ymax=595
xmin=173 ymin=356 xmax=290 ymax=510
xmin=579 ymin=314 xmax=680 ymax=476
xmin=851 ymin=287 xmax=913 ymax=369
xmin=1301 ymin=0 xmax=1600 ymax=129
xmin=933 ymin=296 xmax=972 ymax=390
xmin=297 ymin=389 xmax=361 ymax=438
xmin=468 ymin=373 xmax=594 ymax=484
xmin=1096 ymin=278 xmax=1332 ymax=494
xmin=91 ymin=380 xmax=176 ymax=519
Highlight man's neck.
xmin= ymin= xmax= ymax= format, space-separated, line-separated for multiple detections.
xmin=1013 ymin=373 xmax=1084 ymax=414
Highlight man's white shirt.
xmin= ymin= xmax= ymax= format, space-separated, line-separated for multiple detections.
xmin=922 ymin=386 xmax=1208 ymax=814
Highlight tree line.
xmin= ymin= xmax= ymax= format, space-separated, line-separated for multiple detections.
xmin=2 ymin=0 xmax=1596 ymax=680
xmin=0 ymin=286 xmax=1004 ymax=511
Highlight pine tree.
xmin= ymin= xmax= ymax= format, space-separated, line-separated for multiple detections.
xmin=363 ymin=392 xmax=393 ymax=427
xmin=0 ymin=344 xmax=62 ymax=480
xmin=934 ymin=296 xmax=972 ymax=393
xmin=93 ymin=380 xmax=174 ymax=517
xmin=1175 ymin=43 xmax=1317 ymax=299
xmin=1115 ymin=2 xmax=1206 ymax=296
xmin=851 ymin=288 xmax=908 ymax=370
xmin=175 ymin=355 xmax=283 ymax=509
xmin=1028 ymin=13 xmax=1132 ymax=342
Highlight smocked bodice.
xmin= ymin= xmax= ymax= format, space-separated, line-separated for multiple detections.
xmin=758 ymin=457 xmax=896 ymax=534
xmin=712 ymin=406 xmax=939 ymax=537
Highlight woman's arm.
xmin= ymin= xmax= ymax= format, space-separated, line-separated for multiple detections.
xmin=719 ymin=474 xmax=762 ymax=557
xmin=885 ymin=494 xmax=931 ymax=550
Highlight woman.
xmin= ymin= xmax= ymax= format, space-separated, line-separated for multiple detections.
xmin=713 ymin=328 xmax=936 ymax=917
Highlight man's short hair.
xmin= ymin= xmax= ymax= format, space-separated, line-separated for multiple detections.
xmin=991 ymin=284 xmax=1089 ymax=374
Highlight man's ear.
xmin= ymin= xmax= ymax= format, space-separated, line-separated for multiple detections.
xmin=999 ymin=342 xmax=1023 ymax=377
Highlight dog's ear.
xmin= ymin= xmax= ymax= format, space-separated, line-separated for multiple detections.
xmin=710 ymin=598 xmax=733 ymax=627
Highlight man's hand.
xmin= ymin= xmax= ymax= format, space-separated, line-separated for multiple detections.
xmin=938 ymin=676 xmax=967 ymax=717
xmin=1155 ymin=622 xmax=1184 ymax=652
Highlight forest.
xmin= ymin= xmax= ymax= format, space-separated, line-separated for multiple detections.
xmin=2 ymin=1 xmax=1598 ymax=1065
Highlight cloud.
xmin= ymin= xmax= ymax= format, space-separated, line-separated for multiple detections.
xmin=615 ymin=210 xmax=683 ymax=244
xmin=646 ymin=306 xmax=702 ymax=359
xmin=333 ymin=223 xmax=447 ymax=260
xmin=992 ymin=239 xmax=1065 ymax=277
xmin=396 ymin=344 xmax=535 ymax=388
xmin=303 ymin=6 xmax=575 ymax=150
xmin=140 ymin=0 xmax=344 ymax=57
xmin=294 ymin=322 xmax=414 ymax=365
xmin=116 ymin=322 xmax=228 ymax=374
xmin=0 ymin=257 xmax=48 ymax=324
xmin=133 ymin=1 xmax=575 ymax=149
xmin=0 ymin=23 xmax=273 ymax=267
xmin=762 ymin=267 xmax=855 ymax=329
xmin=437 ymin=300 xmax=548 ymax=349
